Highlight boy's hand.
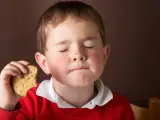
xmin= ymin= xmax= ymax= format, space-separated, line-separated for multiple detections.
xmin=0 ymin=60 xmax=29 ymax=110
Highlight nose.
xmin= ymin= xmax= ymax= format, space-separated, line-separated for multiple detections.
xmin=71 ymin=45 xmax=87 ymax=62
xmin=72 ymin=55 xmax=86 ymax=62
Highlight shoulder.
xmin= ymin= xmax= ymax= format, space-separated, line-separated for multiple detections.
xmin=102 ymin=92 xmax=134 ymax=119
xmin=110 ymin=92 xmax=135 ymax=119
xmin=105 ymin=91 xmax=131 ymax=109
xmin=112 ymin=92 xmax=129 ymax=104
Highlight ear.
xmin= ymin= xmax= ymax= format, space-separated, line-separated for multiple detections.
xmin=103 ymin=44 xmax=110 ymax=64
xmin=35 ymin=52 xmax=51 ymax=75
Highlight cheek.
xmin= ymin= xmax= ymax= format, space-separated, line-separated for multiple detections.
xmin=88 ymin=51 xmax=104 ymax=67
xmin=47 ymin=54 xmax=69 ymax=78
xmin=88 ymin=51 xmax=104 ymax=78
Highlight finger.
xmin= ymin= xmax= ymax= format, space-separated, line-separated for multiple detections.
xmin=17 ymin=60 xmax=30 ymax=66
xmin=1 ymin=68 xmax=21 ymax=80
xmin=10 ymin=61 xmax=28 ymax=74
xmin=4 ymin=64 xmax=22 ymax=76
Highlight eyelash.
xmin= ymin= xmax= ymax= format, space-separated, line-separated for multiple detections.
xmin=59 ymin=49 xmax=68 ymax=52
xmin=59 ymin=46 xmax=94 ymax=52
xmin=85 ymin=46 xmax=94 ymax=48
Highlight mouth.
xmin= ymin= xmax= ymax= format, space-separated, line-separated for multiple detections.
xmin=70 ymin=68 xmax=89 ymax=72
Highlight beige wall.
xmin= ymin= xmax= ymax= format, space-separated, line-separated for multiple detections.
xmin=0 ymin=0 xmax=160 ymax=107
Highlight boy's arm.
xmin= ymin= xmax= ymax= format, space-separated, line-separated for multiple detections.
xmin=0 ymin=102 xmax=25 ymax=120
xmin=0 ymin=88 xmax=36 ymax=120
xmin=0 ymin=61 xmax=37 ymax=120
xmin=0 ymin=107 xmax=20 ymax=120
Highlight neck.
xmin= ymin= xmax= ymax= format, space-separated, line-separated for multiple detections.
xmin=52 ymin=78 xmax=97 ymax=108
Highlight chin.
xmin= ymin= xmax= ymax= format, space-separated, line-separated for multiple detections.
xmin=66 ymin=77 xmax=96 ymax=88
xmin=68 ymin=82 xmax=93 ymax=88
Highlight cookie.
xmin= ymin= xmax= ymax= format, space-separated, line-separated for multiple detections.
xmin=12 ymin=65 xmax=38 ymax=96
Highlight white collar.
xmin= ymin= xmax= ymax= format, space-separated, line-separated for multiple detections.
xmin=36 ymin=78 xmax=113 ymax=109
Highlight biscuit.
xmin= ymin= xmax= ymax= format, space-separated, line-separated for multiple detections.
xmin=12 ymin=65 xmax=38 ymax=96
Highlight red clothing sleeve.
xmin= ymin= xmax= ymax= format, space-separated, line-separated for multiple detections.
xmin=0 ymin=87 xmax=37 ymax=120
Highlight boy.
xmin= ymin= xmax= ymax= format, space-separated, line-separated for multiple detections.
xmin=0 ymin=1 xmax=135 ymax=120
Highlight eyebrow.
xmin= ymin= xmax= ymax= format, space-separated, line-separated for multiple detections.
xmin=53 ymin=36 xmax=97 ymax=46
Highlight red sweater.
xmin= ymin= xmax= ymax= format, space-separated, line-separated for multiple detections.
xmin=0 ymin=85 xmax=135 ymax=120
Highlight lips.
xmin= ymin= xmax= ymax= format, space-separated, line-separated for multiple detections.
xmin=70 ymin=68 xmax=89 ymax=72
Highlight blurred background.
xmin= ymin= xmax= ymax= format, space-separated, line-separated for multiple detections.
xmin=0 ymin=0 xmax=160 ymax=107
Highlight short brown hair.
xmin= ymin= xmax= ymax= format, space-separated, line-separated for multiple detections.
xmin=37 ymin=1 xmax=106 ymax=54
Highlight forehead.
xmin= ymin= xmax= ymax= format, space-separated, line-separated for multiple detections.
xmin=46 ymin=17 xmax=100 ymax=44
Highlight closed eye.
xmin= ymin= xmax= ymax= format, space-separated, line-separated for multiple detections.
xmin=85 ymin=46 xmax=94 ymax=48
xmin=83 ymin=40 xmax=94 ymax=49
xmin=59 ymin=49 xmax=68 ymax=52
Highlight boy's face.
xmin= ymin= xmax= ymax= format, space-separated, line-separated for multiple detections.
xmin=36 ymin=17 xmax=110 ymax=87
